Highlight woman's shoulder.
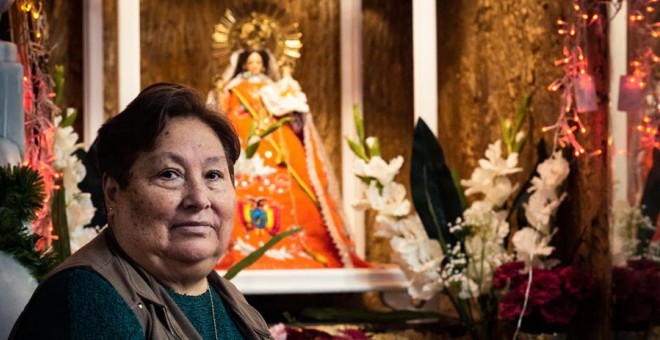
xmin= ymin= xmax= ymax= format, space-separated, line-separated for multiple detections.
xmin=12 ymin=267 xmax=144 ymax=339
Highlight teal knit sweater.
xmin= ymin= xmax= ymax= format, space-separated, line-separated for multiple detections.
xmin=12 ymin=268 xmax=244 ymax=339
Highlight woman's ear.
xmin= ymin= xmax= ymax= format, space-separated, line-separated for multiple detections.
xmin=102 ymin=174 xmax=119 ymax=213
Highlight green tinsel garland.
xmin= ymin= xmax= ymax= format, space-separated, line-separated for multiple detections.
xmin=0 ymin=165 xmax=58 ymax=281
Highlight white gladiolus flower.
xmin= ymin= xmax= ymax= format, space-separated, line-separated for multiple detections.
xmin=366 ymin=181 xmax=411 ymax=217
xmin=512 ymin=227 xmax=555 ymax=263
xmin=478 ymin=140 xmax=522 ymax=176
xmin=53 ymin=117 xmax=97 ymax=251
xmin=354 ymin=156 xmax=403 ymax=186
xmin=366 ymin=136 xmax=377 ymax=148
xmin=461 ymin=140 xmax=521 ymax=207
xmin=70 ymin=226 xmax=101 ymax=253
xmin=515 ymin=131 xmax=525 ymax=143
xmin=525 ymin=191 xmax=565 ymax=233
xmin=390 ymin=233 xmax=444 ymax=300
xmin=531 ymin=151 xmax=570 ymax=192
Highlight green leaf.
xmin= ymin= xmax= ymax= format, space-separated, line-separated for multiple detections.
xmin=223 ymin=227 xmax=302 ymax=280
xmin=345 ymin=137 xmax=369 ymax=161
xmin=353 ymin=105 xmax=365 ymax=145
xmin=53 ymin=65 xmax=65 ymax=107
xmin=367 ymin=137 xmax=381 ymax=158
xmin=410 ymin=118 xmax=463 ymax=252
xmin=260 ymin=117 xmax=293 ymax=138
xmin=247 ymin=119 xmax=257 ymax=138
xmin=59 ymin=108 xmax=78 ymax=128
xmin=244 ymin=141 xmax=260 ymax=159
xmin=451 ymin=170 xmax=467 ymax=211
xmin=515 ymin=95 xmax=530 ymax=133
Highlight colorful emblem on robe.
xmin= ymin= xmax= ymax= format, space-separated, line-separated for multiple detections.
xmin=238 ymin=197 xmax=281 ymax=236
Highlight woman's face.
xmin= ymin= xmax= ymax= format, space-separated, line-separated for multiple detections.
xmin=243 ymin=52 xmax=264 ymax=75
xmin=104 ymin=116 xmax=235 ymax=283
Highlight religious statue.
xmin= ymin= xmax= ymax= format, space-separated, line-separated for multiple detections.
xmin=209 ymin=10 xmax=366 ymax=270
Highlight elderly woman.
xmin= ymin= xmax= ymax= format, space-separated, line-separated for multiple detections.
xmin=10 ymin=83 xmax=273 ymax=339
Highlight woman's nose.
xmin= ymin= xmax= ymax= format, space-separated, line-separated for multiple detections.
xmin=182 ymin=177 xmax=211 ymax=211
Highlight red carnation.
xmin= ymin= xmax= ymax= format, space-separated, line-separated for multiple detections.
xmin=500 ymin=287 xmax=532 ymax=320
xmin=519 ymin=269 xmax=562 ymax=307
xmin=540 ymin=295 xmax=578 ymax=324
xmin=494 ymin=261 xmax=526 ymax=289
xmin=559 ymin=266 xmax=595 ymax=300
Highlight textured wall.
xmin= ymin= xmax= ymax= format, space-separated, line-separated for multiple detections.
xmin=44 ymin=0 xmax=84 ymax=139
xmin=437 ymin=0 xmax=610 ymax=337
xmin=362 ymin=0 xmax=414 ymax=263
xmin=138 ymin=0 xmax=343 ymax=183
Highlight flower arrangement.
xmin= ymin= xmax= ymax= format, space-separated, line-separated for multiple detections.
xmin=347 ymin=100 xmax=592 ymax=337
xmin=52 ymin=112 xmax=99 ymax=253
xmin=609 ymin=148 xmax=660 ymax=332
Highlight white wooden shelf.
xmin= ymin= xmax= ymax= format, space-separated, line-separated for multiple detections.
xmin=217 ymin=266 xmax=409 ymax=295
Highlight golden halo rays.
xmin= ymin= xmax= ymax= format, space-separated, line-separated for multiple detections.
xmin=212 ymin=2 xmax=303 ymax=72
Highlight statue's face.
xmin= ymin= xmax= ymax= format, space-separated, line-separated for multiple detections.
xmin=244 ymin=52 xmax=264 ymax=75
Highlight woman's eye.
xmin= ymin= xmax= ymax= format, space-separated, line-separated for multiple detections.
xmin=158 ymin=169 xmax=180 ymax=180
xmin=206 ymin=171 xmax=224 ymax=181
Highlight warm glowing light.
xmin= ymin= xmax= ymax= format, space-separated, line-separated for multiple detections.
xmin=22 ymin=161 xmax=29 ymax=167
xmin=574 ymin=151 xmax=580 ymax=156
xmin=557 ymin=19 xmax=567 ymax=25
xmin=558 ymin=29 xmax=567 ymax=35
xmin=579 ymin=148 xmax=585 ymax=154
xmin=574 ymin=4 xmax=580 ymax=11
xmin=581 ymin=127 xmax=587 ymax=133
xmin=638 ymin=125 xmax=645 ymax=131
xmin=582 ymin=14 xmax=589 ymax=20
xmin=647 ymin=6 xmax=655 ymax=12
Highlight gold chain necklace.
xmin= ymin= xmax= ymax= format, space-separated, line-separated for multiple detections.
xmin=208 ymin=286 xmax=219 ymax=340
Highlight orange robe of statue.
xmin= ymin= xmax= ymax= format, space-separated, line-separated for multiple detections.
xmin=214 ymin=75 xmax=366 ymax=269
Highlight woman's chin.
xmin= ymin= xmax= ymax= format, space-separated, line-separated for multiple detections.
xmin=168 ymin=241 xmax=221 ymax=264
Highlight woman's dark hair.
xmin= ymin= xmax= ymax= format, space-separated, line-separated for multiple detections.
xmin=230 ymin=50 xmax=270 ymax=80
xmin=96 ymin=82 xmax=241 ymax=189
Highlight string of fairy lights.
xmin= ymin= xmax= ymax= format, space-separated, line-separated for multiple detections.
xmin=18 ymin=0 xmax=61 ymax=251
xmin=544 ymin=0 xmax=611 ymax=158
xmin=543 ymin=0 xmax=659 ymax=160
xmin=625 ymin=0 xmax=660 ymax=150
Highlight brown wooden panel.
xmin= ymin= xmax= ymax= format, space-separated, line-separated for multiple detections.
xmin=103 ymin=0 xmax=118 ymax=120
xmin=362 ymin=0 xmax=414 ymax=263
xmin=139 ymin=0 xmax=342 ymax=182
xmin=45 ymin=0 xmax=84 ymax=139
